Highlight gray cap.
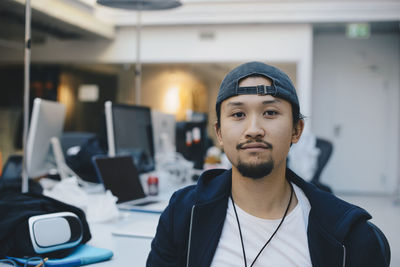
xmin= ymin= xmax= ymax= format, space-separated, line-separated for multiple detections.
xmin=216 ymin=61 xmax=299 ymax=112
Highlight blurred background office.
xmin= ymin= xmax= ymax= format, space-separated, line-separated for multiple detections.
xmin=0 ymin=0 xmax=399 ymax=264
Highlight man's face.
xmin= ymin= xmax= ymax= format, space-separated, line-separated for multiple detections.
xmin=215 ymin=76 xmax=303 ymax=179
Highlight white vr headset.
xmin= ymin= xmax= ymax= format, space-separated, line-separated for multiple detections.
xmin=28 ymin=212 xmax=83 ymax=254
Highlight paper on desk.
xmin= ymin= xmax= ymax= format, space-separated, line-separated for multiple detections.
xmin=112 ymin=219 xmax=159 ymax=239
xmin=42 ymin=177 xmax=120 ymax=223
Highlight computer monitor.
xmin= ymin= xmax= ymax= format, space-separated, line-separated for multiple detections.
xmin=175 ymin=120 xmax=208 ymax=170
xmin=26 ymin=98 xmax=66 ymax=178
xmin=151 ymin=110 xmax=176 ymax=155
xmin=105 ymin=101 xmax=155 ymax=173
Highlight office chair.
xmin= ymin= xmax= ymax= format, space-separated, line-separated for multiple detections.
xmin=310 ymin=137 xmax=333 ymax=193
xmin=62 ymin=133 xmax=106 ymax=183
xmin=1 ymin=154 xmax=23 ymax=180
xmin=368 ymin=221 xmax=391 ymax=266
xmin=60 ymin=132 xmax=96 ymax=156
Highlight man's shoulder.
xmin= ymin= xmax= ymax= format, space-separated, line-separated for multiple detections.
xmin=289 ymin=169 xmax=368 ymax=215
xmin=304 ymin=181 xmax=369 ymax=220
xmin=289 ymin=169 xmax=372 ymax=238
xmin=168 ymin=184 xmax=197 ymax=209
xmin=168 ymin=168 xmax=231 ymax=209
xmin=302 ymin=185 xmax=389 ymax=266
xmin=158 ymin=168 xmax=230 ymax=235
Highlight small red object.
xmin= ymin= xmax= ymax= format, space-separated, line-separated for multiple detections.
xmin=147 ymin=176 xmax=159 ymax=196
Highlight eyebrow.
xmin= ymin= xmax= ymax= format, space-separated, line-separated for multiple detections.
xmin=226 ymin=99 xmax=281 ymax=107
xmin=262 ymin=99 xmax=281 ymax=105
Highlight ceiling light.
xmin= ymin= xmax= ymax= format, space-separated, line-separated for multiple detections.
xmin=96 ymin=0 xmax=182 ymax=10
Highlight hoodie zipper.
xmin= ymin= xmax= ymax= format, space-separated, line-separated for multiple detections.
xmin=342 ymin=245 xmax=346 ymax=267
xmin=186 ymin=205 xmax=196 ymax=267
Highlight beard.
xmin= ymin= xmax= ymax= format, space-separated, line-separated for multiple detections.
xmin=237 ymin=158 xmax=274 ymax=179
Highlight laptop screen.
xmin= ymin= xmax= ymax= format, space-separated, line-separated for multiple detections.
xmin=93 ymin=155 xmax=146 ymax=203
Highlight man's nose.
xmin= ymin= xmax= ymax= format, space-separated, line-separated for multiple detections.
xmin=244 ymin=115 xmax=265 ymax=138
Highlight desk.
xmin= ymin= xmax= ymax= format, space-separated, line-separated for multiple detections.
xmin=83 ymin=175 xmax=196 ymax=266
xmin=88 ymin=211 xmax=160 ymax=266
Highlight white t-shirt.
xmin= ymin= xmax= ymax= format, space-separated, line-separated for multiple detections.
xmin=210 ymin=184 xmax=312 ymax=267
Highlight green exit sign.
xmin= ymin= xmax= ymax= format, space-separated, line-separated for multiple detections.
xmin=346 ymin=23 xmax=370 ymax=39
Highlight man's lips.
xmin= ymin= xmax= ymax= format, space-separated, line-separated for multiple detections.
xmin=237 ymin=141 xmax=272 ymax=150
xmin=241 ymin=143 xmax=268 ymax=149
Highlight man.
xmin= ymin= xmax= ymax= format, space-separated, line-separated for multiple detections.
xmin=147 ymin=62 xmax=389 ymax=267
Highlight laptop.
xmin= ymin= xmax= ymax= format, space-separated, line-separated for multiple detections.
xmin=92 ymin=155 xmax=168 ymax=213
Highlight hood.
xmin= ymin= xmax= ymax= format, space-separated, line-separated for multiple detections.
xmin=194 ymin=168 xmax=231 ymax=205
xmin=287 ymin=169 xmax=372 ymax=242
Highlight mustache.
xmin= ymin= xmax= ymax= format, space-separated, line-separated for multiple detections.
xmin=236 ymin=140 xmax=273 ymax=150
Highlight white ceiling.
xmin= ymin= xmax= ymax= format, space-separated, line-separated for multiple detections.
xmin=94 ymin=0 xmax=400 ymax=26
xmin=0 ymin=0 xmax=398 ymax=48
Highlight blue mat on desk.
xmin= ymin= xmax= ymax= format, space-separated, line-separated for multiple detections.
xmin=8 ymin=244 xmax=113 ymax=266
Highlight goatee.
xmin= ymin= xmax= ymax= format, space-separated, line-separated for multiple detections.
xmin=237 ymin=159 xmax=274 ymax=179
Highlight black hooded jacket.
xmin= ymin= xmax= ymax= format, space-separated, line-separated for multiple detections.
xmin=147 ymin=168 xmax=389 ymax=267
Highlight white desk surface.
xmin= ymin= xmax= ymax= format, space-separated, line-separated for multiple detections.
xmin=88 ymin=211 xmax=160 ymax=266
xmin=83 ymin=174 xmax=198 ymax=266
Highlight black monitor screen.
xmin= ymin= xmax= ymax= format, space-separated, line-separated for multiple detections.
xmin=112 ymin=104 xmax=155 ymax=173
xmin=176 ymin=121 xmax=208 ymax=170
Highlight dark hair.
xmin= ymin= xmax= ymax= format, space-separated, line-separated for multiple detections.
xmin=215 ymin=101 xmax=304 ymax=130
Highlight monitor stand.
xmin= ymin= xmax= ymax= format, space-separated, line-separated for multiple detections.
xmin=51 ymin=137 xmax=80 ymax=181
xmin=50 ymin=137 xmax=100 ymax=191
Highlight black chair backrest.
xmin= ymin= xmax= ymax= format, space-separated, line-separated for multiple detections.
xmin=368 ymin=221 xmax=391 ymax=266
xmin=312 ymin=138 xmax=333 ymax=182
xmin=1 ymin=155 xmax=23 ymax=180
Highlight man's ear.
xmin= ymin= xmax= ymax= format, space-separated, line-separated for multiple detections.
xmin=291 ymin=119 xmax=304 ymax=144
xmin=214 ymin=122 xmax=223 ymax=147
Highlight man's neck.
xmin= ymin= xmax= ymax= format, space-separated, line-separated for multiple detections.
xmin=231 ymin=166 xmax=298 ymax=219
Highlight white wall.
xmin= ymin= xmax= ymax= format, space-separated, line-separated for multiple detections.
xmin=312 ymin=32 xmax=400 ymax=194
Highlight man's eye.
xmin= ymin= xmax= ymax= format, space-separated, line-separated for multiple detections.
xmin=232 ymin=112 xmax=245 ymax=118
xmin=265 ymin=110 xmax=278 ymax=116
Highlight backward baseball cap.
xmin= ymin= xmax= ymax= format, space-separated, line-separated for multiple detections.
xmin=216 ymin=61 xmax=300 ymax=113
